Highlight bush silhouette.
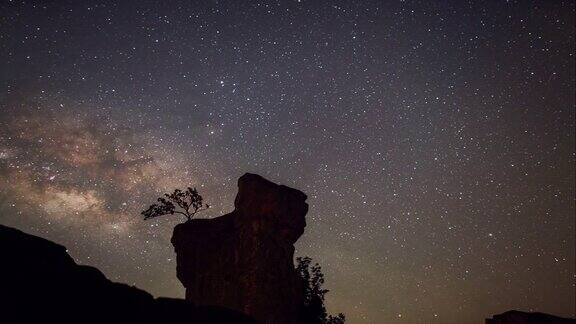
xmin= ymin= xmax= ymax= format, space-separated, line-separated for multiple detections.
xmin=142 ymin=187 xmax=209 ymax=221
xmin=297 ymin=256 xmax=346 ymax=324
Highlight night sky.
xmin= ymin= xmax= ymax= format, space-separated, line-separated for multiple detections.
xmin=0 ymin=1 xmax=575 ymax=323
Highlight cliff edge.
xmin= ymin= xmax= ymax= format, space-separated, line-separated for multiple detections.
xmin=0 ymin=224 xmax=258 ymax=324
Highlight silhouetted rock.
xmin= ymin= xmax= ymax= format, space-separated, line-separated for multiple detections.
xmin=486 ymin=310 xmax=575 ymax=324
xmin=172 ymin=173 xmax=308 ymax=324
xmin=0 ymin=224 xmax=259 ymax=324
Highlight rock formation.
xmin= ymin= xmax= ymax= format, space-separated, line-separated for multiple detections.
xmin=0 ymin=224 xmax=259 ymax=324
xmin=486 ymin=310 xmax=575 ymax=324
xmin=171 ymin=173 xmax=308 ymax=324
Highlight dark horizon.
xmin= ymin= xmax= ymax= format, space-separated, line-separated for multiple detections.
xmin=0 ymin=1 xmax=574 ymax=323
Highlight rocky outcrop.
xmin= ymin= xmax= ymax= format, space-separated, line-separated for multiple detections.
xmin=486 ymin=310 xmax=575 ymax=324
xmin=171 ymin=173 xmax=308 ymax=324
xmin=0 ymin=224 xmax=259 ymax=324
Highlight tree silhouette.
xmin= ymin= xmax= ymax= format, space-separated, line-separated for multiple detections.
xmin=141 ymin=187 xmax=209 ymax=221
xmin=297 ymin=256 xmax=346 ymax=324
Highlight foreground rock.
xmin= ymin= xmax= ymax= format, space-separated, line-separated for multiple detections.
xmin=0 ymin=224 xmax=258 ymax=324
xmin=172 ymin=173 xmax=308 ymax=324
xmin=486 ymin=310 xmax=575 ymax=324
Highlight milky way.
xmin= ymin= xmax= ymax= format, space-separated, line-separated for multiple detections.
xmin=0 ymin=1 xmax=574 ymax=323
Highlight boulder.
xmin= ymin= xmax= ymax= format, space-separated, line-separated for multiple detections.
xmin=486 ymin=310 xmax=575 ymax=324
xmin=172 ymin=173 xmax=308 ymax=324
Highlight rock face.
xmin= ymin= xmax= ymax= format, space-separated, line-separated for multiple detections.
xmin=486 ymin=310 xmax=575 ymax=324
xmin=171 ymin=173 xmax=308 ymax=324
xmin=0 ymin=224 xmax=259 ymax=324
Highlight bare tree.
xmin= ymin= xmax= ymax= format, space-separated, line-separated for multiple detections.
xmin=141 ymin=187 xmax=209 ymax=221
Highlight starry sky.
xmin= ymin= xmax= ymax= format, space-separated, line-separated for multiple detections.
xmin=0 ymin=1 xmax=574 ymax=323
